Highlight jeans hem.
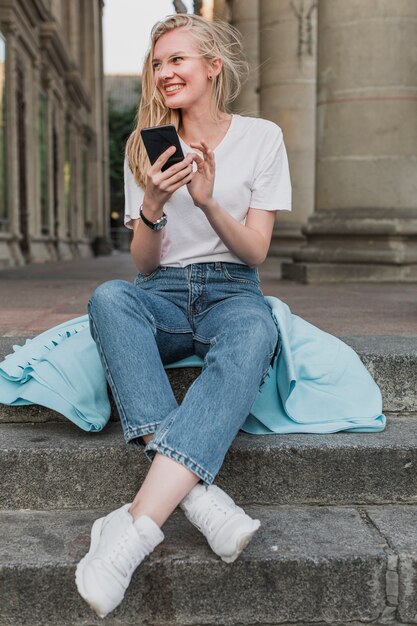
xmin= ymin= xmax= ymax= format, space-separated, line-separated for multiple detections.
xmin=124 ymin=424 xmax=160 ymax=444
xmin=144 ymin=440 xmax=214 ymax=486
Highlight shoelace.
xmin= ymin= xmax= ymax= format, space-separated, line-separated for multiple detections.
xmin=109 ymin=530 xmax=148 ymax=579
xmin=192 ymin=492 xmax=234 ymax=535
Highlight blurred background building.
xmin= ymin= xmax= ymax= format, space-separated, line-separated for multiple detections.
xmin=216 ymin=0 xmax=417 ymax=282
xmin=0 ymin=0 xmax=110 ymax=267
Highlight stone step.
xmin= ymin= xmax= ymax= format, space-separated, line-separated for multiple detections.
xmin=2 ymin=503 xmax=416 ymax=625
xmin=2 ymin=418 xmax=417 ymax=510
xmin=342 ymin=335 xmax=417 ymax=415
xmin=0 ymin=335 xmax=416 ymax=427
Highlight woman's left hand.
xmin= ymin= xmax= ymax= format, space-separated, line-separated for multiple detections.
xmin=186 ymin=140 xmax=215 ymax=211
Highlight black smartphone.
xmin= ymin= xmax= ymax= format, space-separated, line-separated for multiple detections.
xmin=140 ymin=124 xmax=185 ymax=172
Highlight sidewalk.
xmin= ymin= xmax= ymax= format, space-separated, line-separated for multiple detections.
xmin=0 ymin=252 xmax=416 ymax=337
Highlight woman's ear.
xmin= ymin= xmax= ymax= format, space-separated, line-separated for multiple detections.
xmin=209 ymin=57 xmax=223 ymax=79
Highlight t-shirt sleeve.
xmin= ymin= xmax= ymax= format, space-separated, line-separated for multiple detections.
xmin=250 ymin=125 xmax=292 ymax=211
xmin=124 ymin=156 xmax=144 ymax=230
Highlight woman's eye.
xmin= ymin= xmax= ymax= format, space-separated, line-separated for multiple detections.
xmin=172 ymin=56 xmax=183 ymax=63
xmin=152 ymin=62 xmax=161 ymax=70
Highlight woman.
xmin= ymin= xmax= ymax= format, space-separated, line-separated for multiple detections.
xmin=75 ymin=13 xmax=291 ymax=618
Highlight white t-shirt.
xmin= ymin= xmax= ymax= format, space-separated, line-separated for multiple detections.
xmin=124 ymin=114 xmax=292 ymax=267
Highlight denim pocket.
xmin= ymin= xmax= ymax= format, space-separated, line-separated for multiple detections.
xmin=134 ymin=266 xmax=162 ymax=285
xmin=222 ymin=262 xmax=260 ymax=285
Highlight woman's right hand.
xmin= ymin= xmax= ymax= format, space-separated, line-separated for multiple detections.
xmin=143 ymin=146 xmax=194 ymax=213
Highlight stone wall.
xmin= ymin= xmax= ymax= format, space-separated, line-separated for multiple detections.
xmin=0 ymin=0 xmax=110 ymax=267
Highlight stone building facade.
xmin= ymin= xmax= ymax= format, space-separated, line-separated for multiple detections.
xmin=0 ymin=0 xmax=110 ymax=267
xmin=214 ymin=0 xmax=417 ymax=282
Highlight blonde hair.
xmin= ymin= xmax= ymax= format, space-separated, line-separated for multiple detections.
xmin=126 ymin=13 xmax=249 ymax=189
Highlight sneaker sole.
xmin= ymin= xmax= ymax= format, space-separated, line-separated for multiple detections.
xmin=75 ymin=515 xmax=109 ymax=619
xmin=219 ymin=519 xmax=261 ymax=564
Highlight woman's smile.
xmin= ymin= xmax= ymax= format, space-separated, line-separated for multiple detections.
xmin=164 ymin=83 xmax=185 ymax=95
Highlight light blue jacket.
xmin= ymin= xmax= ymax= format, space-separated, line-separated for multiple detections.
xmin=0 ymin=296 xmax=385 ymax=434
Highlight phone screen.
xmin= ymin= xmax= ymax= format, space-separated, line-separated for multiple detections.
xmin=140 ymin=124 xmax=185 ymax=172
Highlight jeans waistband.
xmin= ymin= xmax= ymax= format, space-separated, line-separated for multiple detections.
xmin=160 ymin=262 xmax=224 ymax=271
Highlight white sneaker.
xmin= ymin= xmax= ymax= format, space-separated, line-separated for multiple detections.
xmin=75 ymin=504 xmax=164 ymax=618
xmin=180 ymin=484 xmax=261 ymax=563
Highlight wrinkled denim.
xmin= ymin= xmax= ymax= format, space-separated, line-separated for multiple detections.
xmin=88 ymin=262 xmax=278 ymax=485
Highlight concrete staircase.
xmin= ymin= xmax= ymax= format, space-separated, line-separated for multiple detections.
xmin=1 ymin=335 xmax=417 ymax=626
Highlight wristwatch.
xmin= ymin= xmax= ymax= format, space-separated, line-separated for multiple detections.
xmin=140 ymin=205 xmax=167 ymax=231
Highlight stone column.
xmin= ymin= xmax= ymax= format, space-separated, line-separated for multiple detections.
xmin=55 ymin=100 xmax=73 ymax=260
xmin=50 ymin=0 xmax=62 ymax=27
xmin=83 ymin=1 xmax=97 ymax=238
xmin=88 ymin=0 xmax=111 ymax=254
xmin=44 ymin=71 xmax=58 ymax=260
xmin=68 ymin=1 xmax=79 ymax=66
xmin=29 ymin=58 xmax=40 ymax=238
xmin=28 ymin=56 xmax=53 ymax=263
xmin=98 ymin=0 xmax=111 ymax=248
xmin=72 ymin=118 xmax=87 ymax=252
xmin=229 ymin=0 xmax=259 ymax=117
xmin=213 ymin=0 xmax=231 ymax=22
xmin=68 ymin=116 xmax=78 ymax=252
xmin=259 ymin=0 xmax=317 ymax=258
xmin=284 ymin=0 xmax=417 ymax=282
xmin=72 ymin=117 xmax=82 ymax=254
xmin=1 ymin=23 xmax=24 ymax=266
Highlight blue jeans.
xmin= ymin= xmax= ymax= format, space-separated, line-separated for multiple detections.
xmin=88 ymin=262 xmax=278 ymax=485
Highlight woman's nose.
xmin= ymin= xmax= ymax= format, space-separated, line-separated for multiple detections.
xmin=160 ymin=63 xmax=174 ymax=79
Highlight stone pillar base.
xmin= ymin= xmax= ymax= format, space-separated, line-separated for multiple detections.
xmin=56 ymin=241 xmax=74 ymax=261
xmin=29 ymin=238 xmax=58 ymax=264
xmin=77 ymin=240 xmax=94 ymax=258
xmin=269 ymin=222 xmax=305 ymax=258
xmin=0 ymin=241 xmax=14 ymax=268
xmin=282 ymin=208 xmax=417 ymax=282
xmin=92 ymin=236 xmax=113 ymax=256
xmin=0 ymin=235 xmax=25 ymax=268
xmin=282 ymin=261 xmax=417 ymax=283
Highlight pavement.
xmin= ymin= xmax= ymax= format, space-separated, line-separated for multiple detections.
xmin=0 ymin=252 xmax=416 ymax=337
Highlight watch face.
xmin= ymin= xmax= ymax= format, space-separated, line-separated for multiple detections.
xmin=153 ymin=218 xmax=167 ymax=231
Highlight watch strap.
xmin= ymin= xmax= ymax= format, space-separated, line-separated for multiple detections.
xmin=139 ymin=205 xmax=167 ymax=230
